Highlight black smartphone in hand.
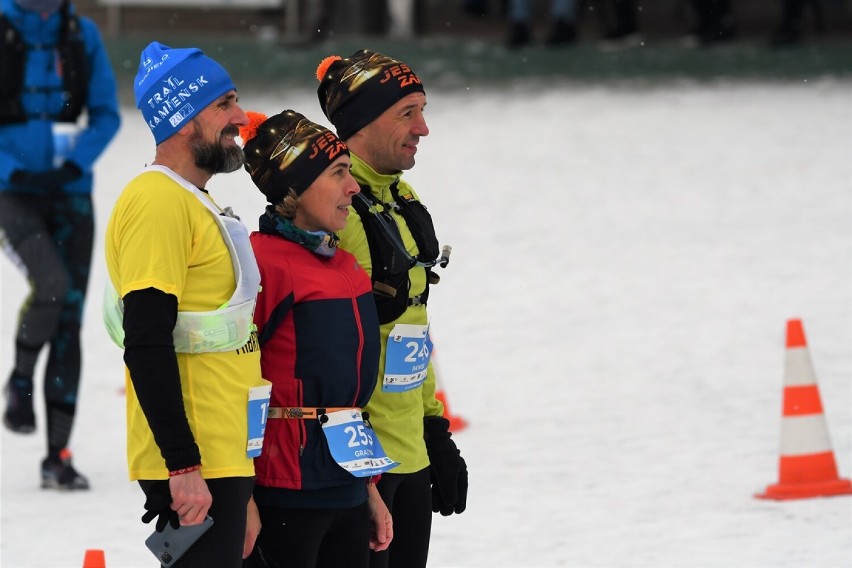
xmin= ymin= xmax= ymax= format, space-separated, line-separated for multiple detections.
xmin=145 ymin=515 xmax=214 ymax=566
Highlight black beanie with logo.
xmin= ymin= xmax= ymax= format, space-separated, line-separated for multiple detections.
xmin=240 ymin=110 xmax=348 ymax=204
xmin=316 ymin=49 xmax=425 ymax=140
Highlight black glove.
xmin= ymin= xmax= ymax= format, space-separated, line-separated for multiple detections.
xmin=139 ymin=480 xmax=179 ymax=533
xmin=10 ymin=162 xmax=81 ymax=194
xmin=424 ymin=416 xmax=468 ymax=516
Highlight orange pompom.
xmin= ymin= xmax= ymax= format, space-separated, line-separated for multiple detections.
xmin=239 ymin=111 xmax=268 ymax=145
xmin=316 ymin=56 xmax=342 ymax=82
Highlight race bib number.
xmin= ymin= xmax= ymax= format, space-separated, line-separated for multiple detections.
xmin=321 ymin=409 xmax=398 ymax=477
xmin=246 ymin=383 xmax=272 ymax=458
xmin=383 ymin=324 xmax=432 ymax=392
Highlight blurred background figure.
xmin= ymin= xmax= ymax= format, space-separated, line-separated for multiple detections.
xmin=683 ymin=0 xmax=737 ymax=46
xmin=772 ymin=0 xmax=825 ymax=46
xmin=312 ymin=0 xmax=419 ymax=41
xmin=598 ymin=0 xmax=642 ymax=49
xmin=505 ymin=0 xmax=579 ymax=47
xmin=388 ymin=0 xmax=416 ymax=37
xmin=0 ymin=0 xmax=120 ymax=490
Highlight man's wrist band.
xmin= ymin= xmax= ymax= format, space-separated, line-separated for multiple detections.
xmin=168 ymin=464 xmax=201 ymax=477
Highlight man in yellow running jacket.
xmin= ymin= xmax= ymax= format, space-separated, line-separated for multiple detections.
xmin=316 ymin=49 xmax=468 ymax=568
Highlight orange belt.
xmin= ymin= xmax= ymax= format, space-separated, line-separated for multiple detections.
xmin=267 ymin=406 xmax=356 ymax=420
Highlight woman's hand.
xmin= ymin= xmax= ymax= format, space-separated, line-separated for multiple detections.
xmin=367 ymin=482 xmax=393 ymax=552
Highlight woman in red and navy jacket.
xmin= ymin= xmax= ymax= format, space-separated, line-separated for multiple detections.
xmin=241 ymin=110 xmax=392 ymax=567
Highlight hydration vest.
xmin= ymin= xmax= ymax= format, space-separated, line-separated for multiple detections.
xmin=0 ymin=3 xmax=88 ymax=125
xmin=103 ymin=166 xmax=261 ymax=354
xmin=350 ymin=181 xmax=442 ymax=324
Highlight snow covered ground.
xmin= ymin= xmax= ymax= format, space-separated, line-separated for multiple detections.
xmin=2 ymin=81 xmax=851 ymax=567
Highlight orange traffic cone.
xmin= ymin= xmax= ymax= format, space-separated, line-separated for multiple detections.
xmin=755 ymin=319 xmax=852 ymax=500
xmin=436 ymin=387 xmax=469 ymax=433
xmin=431 ymin=341 xmax=468 ymax=432
xmin=82 ymin=549 xmax=106 ymax=568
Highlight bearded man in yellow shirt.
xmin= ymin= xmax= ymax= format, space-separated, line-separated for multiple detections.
xmin=104 ymin=42 xmax=268 ymax=566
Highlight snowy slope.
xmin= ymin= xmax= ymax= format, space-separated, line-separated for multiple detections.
xmin=2 ymin=82 xmax=851 ymax=567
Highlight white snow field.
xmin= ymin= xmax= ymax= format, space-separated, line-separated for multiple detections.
xmin=2 ymin=81 xmax=851 ymax=567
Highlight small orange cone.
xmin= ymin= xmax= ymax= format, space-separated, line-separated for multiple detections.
xmin=431 ymin=340 xmax=468 ymax=432
xmin=436 ymin=387 xmax=469 ymax=433
xmin=755 ymin=319 xmax=852 ymax=500
xmin=82 ymin=549 xmax=106 ymax=568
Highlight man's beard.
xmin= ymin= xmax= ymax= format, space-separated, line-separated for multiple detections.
xmin=191 ymin=125 xmax=245 ymax=174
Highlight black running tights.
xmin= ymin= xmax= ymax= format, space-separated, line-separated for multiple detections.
xmin=0 ymin=191 xmax=93 ymax=454
xmin=139 ymin=476 xmax=254 ymax=568
xmin=370 ymin=467 xmax=433 ymax=568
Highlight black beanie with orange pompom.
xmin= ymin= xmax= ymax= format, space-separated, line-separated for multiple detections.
xmin=241 ymin=110 xmax=348 ymax=204
xmin=316 ymin=49 xmax=425 ymax=140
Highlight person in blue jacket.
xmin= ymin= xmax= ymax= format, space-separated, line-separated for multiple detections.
xmin=0 ymin=0 xmax=120 ymax=490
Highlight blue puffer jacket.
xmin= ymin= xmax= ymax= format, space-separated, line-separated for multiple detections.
xmin=0 ymin=0 xmax=120 ymax=194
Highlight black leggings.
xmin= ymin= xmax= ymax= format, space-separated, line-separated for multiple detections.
xmin=140 ymin=477 xmax=254 ymax=568
xmin=0 ymin=191 xmax=93 ymax=452
xmin=247 ymin=501 xmax=371 ymax=568
xmin=370 ymin=467 xmax=432 ymax=568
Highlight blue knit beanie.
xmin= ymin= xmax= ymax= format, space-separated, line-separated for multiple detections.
xmin=134 ymin=42 xmax=236 ymax=145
